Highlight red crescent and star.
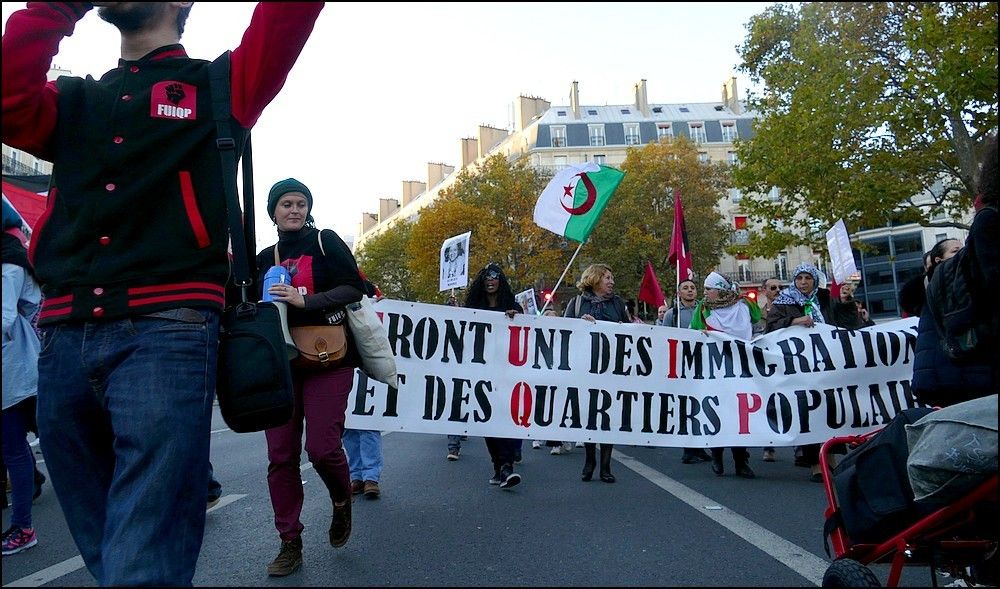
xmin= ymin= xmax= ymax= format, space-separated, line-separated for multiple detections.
xmin=560 ymin=172 xmax=597 ymax=215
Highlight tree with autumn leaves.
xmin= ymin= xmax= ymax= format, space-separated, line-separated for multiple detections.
xmin=733 ymin=2 xmax=998 ymax=256
xmin=356 ymin=140 xmax=729 ymax=308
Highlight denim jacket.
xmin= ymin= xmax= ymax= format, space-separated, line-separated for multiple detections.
xmin=2 ymin=263 xmax=41 ymax=409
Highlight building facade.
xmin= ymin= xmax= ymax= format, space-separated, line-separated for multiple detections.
xmin=353 ymin=77 xmax=833 ymax=293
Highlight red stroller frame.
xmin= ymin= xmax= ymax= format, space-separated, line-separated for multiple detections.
xmin=820 ymin=431 xmax=999 ymax=587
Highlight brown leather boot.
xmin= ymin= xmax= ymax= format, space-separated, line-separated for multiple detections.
xmin=329 ymin=499 xmax=352 ymax=548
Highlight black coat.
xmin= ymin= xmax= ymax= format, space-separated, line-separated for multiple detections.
xmin=765 ymin=288 xmax=864 ymax=333
xmin=911 ymin=305 xmax=995 ymax=407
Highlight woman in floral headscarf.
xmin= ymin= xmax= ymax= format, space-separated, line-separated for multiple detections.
xmin=767 ymin=263 xmax=832 ymax=331
xmin=690 ymin=272 xmax=761 ymax=478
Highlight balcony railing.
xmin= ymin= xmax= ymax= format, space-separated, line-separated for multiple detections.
xmin=721 ymin=270 xmax=784 ymax=286
xmin=2 ymin=154 xmax=39 ymax=176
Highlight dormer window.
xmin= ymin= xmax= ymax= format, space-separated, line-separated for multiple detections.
xmin=588 ymin=124 xmax=606 ymax=147
xmin=721 ymin=121 xmax=738 ymax=142
xmin=656 ymin=123 xmax=673 ymax=141
xmin=551 ymin=125 xmax=567 ymax=148
xmin=688 ymin=122 xmax=706 ymax=143
xmin=624 ymin=123 xmax=640 ymax=145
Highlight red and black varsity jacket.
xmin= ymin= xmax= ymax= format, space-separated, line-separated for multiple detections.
xmin=1 ymin=2 xmax=324 ymax=325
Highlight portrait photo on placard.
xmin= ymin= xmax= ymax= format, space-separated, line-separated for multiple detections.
xmin=515 ymin=288 xmax=538 ymax=316
xmin=439 ymin=231 xmax=470 ymax=291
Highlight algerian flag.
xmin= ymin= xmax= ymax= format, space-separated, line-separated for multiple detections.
xmin=533 ymin=163 xmax=624 ymax=242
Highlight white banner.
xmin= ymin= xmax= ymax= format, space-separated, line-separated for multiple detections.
xmin=345 ymin=300 xmax=922 ymax=448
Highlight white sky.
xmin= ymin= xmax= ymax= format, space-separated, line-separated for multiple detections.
xmin=2 ymin=2 xmax=773 ymax=250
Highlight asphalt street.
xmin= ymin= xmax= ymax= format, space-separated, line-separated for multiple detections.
xmin=2 ymin=405 xmax=940 ymax=587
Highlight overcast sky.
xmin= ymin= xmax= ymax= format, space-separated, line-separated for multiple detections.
xmin=2 ymin=2 xmax=774 ymax=249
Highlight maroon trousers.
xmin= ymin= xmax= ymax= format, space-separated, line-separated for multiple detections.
xmin=265 ymin=367 xmax=354 ymax=542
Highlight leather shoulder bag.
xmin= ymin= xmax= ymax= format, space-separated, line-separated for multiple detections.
xmin=274 ymin=238 xmax=348 ymax=371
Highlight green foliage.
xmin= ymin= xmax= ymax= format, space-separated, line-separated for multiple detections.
xmin=734 ymin=1 xmax=998 ymax=256
xmin=354 ymin=220 xmax=415 ymax=301
xmin=586 ymin=138 xmax=730 ymax=300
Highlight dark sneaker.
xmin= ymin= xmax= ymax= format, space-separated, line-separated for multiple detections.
xmin=498 ymin=464 xmax=521 ymax=490
xmin=206 ymin=496 xmax=221 ymax=510
xmin=488 ymin=470 xmax=502 ymax=485
xmin=735 ymin=463 xmax=756 ymax=479
xmin=266 ymin=537 xmax=302 ymax=577
xmin=446 ymin=449 xmax=460 ymax=461
xmin=351 ymin=479 xmax=364 ymax=495
xmin=711 ymin=457 xmax=724 ymax=476
xmin=513 ymin=451 xmax=522 ymax=464
xmin=363 ymin=480 xmax=380 ymax=500
xmin=1 ymin=526 xmax=38 ymax=555
xmin=329 ymin=500 xmax=352 ymax=548
xmin=692 ymin=449 xmax=713 ymax=462
xmin=33 ymin=469 xmax=45 ymax=501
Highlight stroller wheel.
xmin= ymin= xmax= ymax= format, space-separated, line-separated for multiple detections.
xmin=823 ymin=558 xmax=880 ymax=587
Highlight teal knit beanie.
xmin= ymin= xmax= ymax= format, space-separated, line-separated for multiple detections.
xmin=267 ymin=178 xmax=313 ymax=221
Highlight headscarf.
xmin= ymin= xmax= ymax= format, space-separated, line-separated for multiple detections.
xmin=691 ymin=271 xmax=753 ymax=338
xmin=772 ymin=263 xmax=825 ymax=323
xmin=702 ymin=271 xmax=740 ymax=309
xmin=267 ymin=178 xmax=315 ymax=227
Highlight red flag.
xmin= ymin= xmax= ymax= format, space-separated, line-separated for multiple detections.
xmin=667 ymin=190 xmax=694 ymax=282
xmin=638 ymin=261 xmax=665 ymax=308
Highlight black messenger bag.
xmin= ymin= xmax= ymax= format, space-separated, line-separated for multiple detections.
xmin=211 ymin=52 xmax=294 ymax=433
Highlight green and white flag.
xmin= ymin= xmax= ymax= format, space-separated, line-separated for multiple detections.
xmin=533 ymin=163 xmax=624 ymax=243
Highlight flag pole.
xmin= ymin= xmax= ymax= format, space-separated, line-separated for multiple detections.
xmin=675 ymin=258 xmax=681 ymax=328
xmin=539 ymin=240 xmax=586 ymax=315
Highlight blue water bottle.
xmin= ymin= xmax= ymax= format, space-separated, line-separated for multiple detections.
xmin=261 ymin=265 xmax=292 ymax=302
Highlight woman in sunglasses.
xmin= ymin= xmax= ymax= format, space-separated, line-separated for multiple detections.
xmin=465 ymin=263 xmax=523 ymax=490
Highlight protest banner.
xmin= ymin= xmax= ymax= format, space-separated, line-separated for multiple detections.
xmin=346 ymin=300 xmax=922 ymax=448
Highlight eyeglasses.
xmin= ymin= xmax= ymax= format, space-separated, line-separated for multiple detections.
xmin=485 ymin=271 xmax=500 ymax=280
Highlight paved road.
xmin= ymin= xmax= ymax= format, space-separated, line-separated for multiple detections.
xmin=3 ymin=406 xmax=939 ymax=587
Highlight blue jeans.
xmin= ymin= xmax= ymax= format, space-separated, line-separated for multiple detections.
xmin=2 ymin=399 xmax=35 ymax=529
xmin=36 ymin=309 xmax=218 ymax=587
xmin=342 ymin=429 xmax=383 ymax=482
xmin=447 ymin=434 xmax=462 ymax=453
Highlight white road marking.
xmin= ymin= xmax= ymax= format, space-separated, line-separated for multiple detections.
xmin=3 ymin=495 xmax=247 ymax=588
xmin=3 ymin=556 xmax=85 ymax=588
xmin=614 ymin=450 xmax=827 ymax=587
xmin=206 ymin=493 xmax=246 ymax=515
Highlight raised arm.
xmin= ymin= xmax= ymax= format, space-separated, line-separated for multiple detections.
xmin=230 ymin=2 xmax=324 ymax=128
xmin=1 ymin=2 xmax=90 ymax=159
